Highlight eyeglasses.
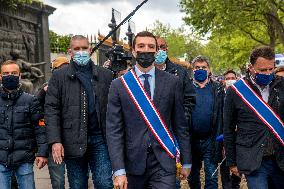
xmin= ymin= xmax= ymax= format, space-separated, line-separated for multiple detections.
xmin=159 ymin=44 xmax=167 ymax=50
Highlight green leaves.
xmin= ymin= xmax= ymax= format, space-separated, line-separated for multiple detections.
xmin=180 ymin=0 xmax=284 ymax=48
xmin=49 ymin=31 xmax=72 ymax=53
xmin=149 ymin=20 xmax=203 ymax=61
xmin=0 ymin=0 xmax=42 ymax=8
xmin=179 ymin=0 xmax=284 ymax=74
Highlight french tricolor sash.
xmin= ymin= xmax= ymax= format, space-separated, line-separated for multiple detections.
xmin=231 ymin=79 xmax=284 ymax=146
xmin=120 ymin=69 xmax=180 ymax=161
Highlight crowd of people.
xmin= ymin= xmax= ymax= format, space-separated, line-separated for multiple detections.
xmin=0 ymin=30 xmax=284 ymax=189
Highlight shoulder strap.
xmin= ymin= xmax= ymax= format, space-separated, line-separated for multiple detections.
xmin=120 ymin=70 xmax=180 ymax=160
xmin=231 ymin=79 xmax=284 ymax=146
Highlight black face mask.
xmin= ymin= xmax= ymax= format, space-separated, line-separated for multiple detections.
xmin=135 ymin=52 xmax=155 ymax=68
xmin=2 ymin=75 xmax=20 ymax=90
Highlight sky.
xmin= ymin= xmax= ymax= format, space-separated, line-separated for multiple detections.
xmin=44 ymin=0 xmax=187 ymax=40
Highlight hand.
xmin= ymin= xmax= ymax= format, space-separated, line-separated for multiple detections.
xmin=52 ymin=143 xmax=64 ymax=164
xmin=35 ymin=157 xmax=48 ymax=169
xmin=43 ymin=85 xmax=48 ymax=92
xmin=180 ymin=167 xmax=191 ymax=180
xmin=114 ymin=175 xmax=128 ymax=189
xmin=230 ymin=166 xmax=241 ymax=177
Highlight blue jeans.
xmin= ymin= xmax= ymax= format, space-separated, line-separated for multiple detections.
xmin=65 ymin=134 xmax=113 ymax=189
xmin=188 ymin=137 xmax=218 ymax=189
xmin=48 ymin=151 xmax=65 ymax=189
xmin=245 ymin=156 xmax=284 ymax=189
xmin=0 ymin=163 xmax=35 ymax=189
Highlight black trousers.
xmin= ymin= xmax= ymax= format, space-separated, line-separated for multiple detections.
xmin=127 ymin=148 xmax=176 ymax=189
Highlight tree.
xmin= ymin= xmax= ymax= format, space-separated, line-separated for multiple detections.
xmin=0 ymin=0 xmax=41 ymax=8
xmin=149 ymin=20 xmax=204 ymax=61
xmin=49 ymin=31 xmax=72 ymax=53
xmin=202 ymin=31 xmax=256 ymax=74
xmin=201 ymin=29 xmax=284 ymax=75
xmin=180 ymin=0 xmax=284 ymax=49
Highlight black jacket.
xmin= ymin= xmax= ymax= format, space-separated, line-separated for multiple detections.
xmin=45 ymin=61 xmax=113 ymax=158
xmin=0 ymin=87 xmax=47 ymax=167
xmin=106 ymin=68 xmax=190 ymax=175
xmin=37 ymin=82 xmax=48 ymax=107
xmin=165 ymin=59 xmax=196 ymax=123
xmin=223 ymin=76 xmax=284 ymax=174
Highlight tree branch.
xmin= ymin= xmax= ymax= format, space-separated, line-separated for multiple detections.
xmin=264 ymin=12 xmax=284 ymax=32
xmin=247 ymin=19 xmax=268 ymax=27
xmin=270 ymin=0 xmax=284 ymax=13
xmin=238 ymin=26 xmax=269 ymax=45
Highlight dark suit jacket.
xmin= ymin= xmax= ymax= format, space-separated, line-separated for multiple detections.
xmin=223 ymin=76 xmax=284 ymax=174
xmin=164 ymin=59 xmax=196 ymax=123
xmin=106 ymin=68 xmax=190 ymax=175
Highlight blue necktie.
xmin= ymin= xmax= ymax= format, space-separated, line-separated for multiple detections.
xmin=142 ymin=74 xmax=151 ymax=98
xmin=142 ymin=73 xmax=152 ymax=147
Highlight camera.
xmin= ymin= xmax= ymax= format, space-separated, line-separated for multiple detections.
xmin=105 ymin=44 xmax=132 ymax=72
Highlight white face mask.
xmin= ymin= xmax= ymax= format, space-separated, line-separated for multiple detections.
xmin=225 ymin=79 xmax=236 ymax=88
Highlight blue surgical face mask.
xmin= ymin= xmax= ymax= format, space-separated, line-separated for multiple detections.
xmin=73 ymin=51 xmax=90 ymax=66
xmin=194 ymin=69 xmax=208 ymax=82
xmin=155 ymin=50 xmax=167 ymax=64
xmin=255 ymin=72 xmax=274 ymax=86
xmin=2 ymin=75 xmax=20 ymax=90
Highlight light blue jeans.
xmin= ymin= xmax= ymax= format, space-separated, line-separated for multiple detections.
xmin=65 ymin=134 xmax=113 ymax=189
xmin=0 ymin=163 xmax=35 ymax=189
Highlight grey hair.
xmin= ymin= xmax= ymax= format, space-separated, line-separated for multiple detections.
xmin=191 ymin=55 xmax=210 ymax=67
xmin=69 ymin=35 xmax=89 ymax=48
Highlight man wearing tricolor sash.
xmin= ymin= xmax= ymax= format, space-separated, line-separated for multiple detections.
xmin=106 ymin=31 xmax=191 ymax=189
xmin=224 ymin=46 xmax=284 ymax=189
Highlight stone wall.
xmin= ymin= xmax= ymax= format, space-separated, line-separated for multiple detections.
xmin=0 ymin=2 xmax=55 ymax=80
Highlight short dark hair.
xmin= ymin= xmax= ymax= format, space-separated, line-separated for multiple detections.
xmin=132 ymin=31 xmax=158 ymax=50
xmin=191 ymin=55 xmax=210 ymax=67
xmin=69 ymin=35 xmax=89 ymax=48
xmin=250 ymin=46 xmax=275 ymax=65
xmin=1 ymin=60 xmax=20 ymax=72
xmin=223 ymin=70 xmax=236 ymax=77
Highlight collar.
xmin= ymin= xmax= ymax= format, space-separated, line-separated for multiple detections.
xmin=134 ymin=65 xmax=155 ymax=78
xmin=249 ymin=74 xmax=270 ymax=92
xmin=155 ymin=63 xmax=167 ymax=71
xmin=165 ymin=58 xmax=175 ymax=71
xmin=160 ymin=64 xmax=167 ymax=71
xmin=193 ymin=79 xmax=211 ymax=88
xmin=67 ymin=60 xmax=98 ymax=80
xmin=0 ymin=86 xmax=23 ymax=100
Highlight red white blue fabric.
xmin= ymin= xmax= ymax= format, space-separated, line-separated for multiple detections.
xmin=231 ymin=79 xmax=284 ymax=146
xmin=120 ymin=69 xmax=181 ymax=160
